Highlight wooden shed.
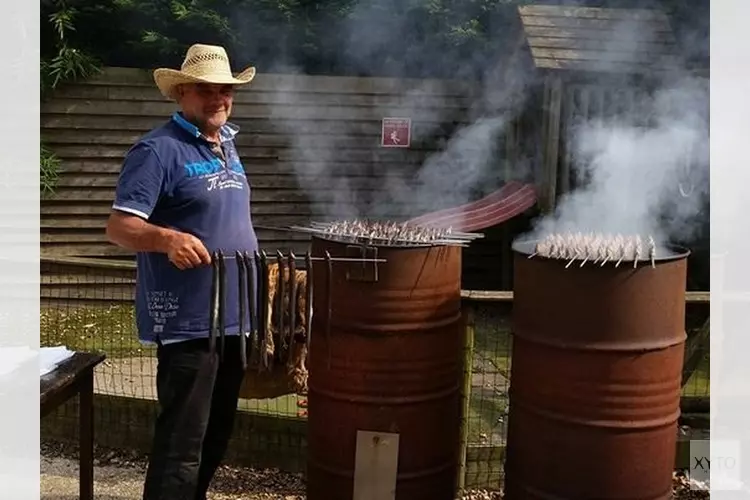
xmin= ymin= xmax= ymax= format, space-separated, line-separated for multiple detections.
xmin=515 ymin=4 xmax=685 ymax=212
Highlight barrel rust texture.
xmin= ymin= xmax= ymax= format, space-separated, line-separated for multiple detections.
xmin=306 ymin=236 xmax=464 ymax=500
xmin=503 ymin=240 xmax=689 ymax=500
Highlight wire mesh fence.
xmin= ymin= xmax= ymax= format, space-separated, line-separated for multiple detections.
xmin=40 ymin=257 xmax=710 ymax=491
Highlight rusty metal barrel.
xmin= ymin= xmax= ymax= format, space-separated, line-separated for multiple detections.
xmin=503 ymin=239 xmax=690 ymax=500
xmin=306 ymin=236 xmax=464 ymax=500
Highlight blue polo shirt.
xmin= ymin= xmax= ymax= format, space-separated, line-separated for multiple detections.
xmin=112 ymin=112 xmax=259 ymax=344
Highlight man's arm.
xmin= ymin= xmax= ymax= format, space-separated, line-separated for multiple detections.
xmin=107 ymin=143 xmax=211 ymax=269
xmin=106 ymin=211 xmax=176 ymax=254
xmin=106 ymin=211 xmax=211 ymax=270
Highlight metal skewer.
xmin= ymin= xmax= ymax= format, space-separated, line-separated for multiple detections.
xmin=215 ymin=253 xmax=386 ymax=263
xmin=305 ymin=221 xmax=484 ymax=239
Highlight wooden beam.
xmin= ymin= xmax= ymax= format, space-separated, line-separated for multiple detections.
xmin=461 ymin=289 xmax=710 ymax=303
xmin=539 ymin=75 xmax=562 ymax=213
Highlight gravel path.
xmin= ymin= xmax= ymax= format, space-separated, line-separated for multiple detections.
xmin=41 ymin=440 xmax=707 ymax=500
xmin=41 ymin=440 xmax=306 ymax=500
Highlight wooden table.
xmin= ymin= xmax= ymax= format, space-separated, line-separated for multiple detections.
xmin=40 ymin=351 xmax=106 ymax=500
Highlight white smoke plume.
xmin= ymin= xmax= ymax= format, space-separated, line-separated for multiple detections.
xmin=252 ymin=0 xmax=709 ymax=250
xmin=523 ymin=18 xmax=710 ymax=251
xmin=258 ymin=0 xmax=537 ymax=223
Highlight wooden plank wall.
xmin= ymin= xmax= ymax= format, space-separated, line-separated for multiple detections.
xmin=41 ymin=256 xmax=137 ymax=306
xmin=41 ymin=67 xmax=521 ymax=291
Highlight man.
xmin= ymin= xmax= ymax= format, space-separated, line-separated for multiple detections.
xmin=105 ymin=43 xmax=258 ymax=500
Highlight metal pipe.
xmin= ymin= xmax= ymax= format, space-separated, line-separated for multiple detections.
xmin=213 ymin=253 xmax=387 ymax=263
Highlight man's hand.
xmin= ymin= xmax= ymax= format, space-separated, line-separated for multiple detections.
xmin=106 ymin=211 xmax=212 ymax=269
xmin=165 ymin=232 xmax=212 ymax=270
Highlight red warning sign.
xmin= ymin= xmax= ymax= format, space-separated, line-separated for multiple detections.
xmin=381 ymin=118 xmax=411 ymax=148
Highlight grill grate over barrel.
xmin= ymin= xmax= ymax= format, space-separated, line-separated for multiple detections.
xmin=289 ymin=219 xmax=484 ymax=247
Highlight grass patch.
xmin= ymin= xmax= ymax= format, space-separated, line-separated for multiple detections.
xmin=240 ymin=394 xmax=305 ymax=417
xmin=468 ymin=305 xmax=512 ymax=445
xmin=40 ymin=302 xmax=709 ymax=428
xmin=41 ymin=304 xmax=305 ymax=418
xmin=466 ymin=388 xmax=508 ymax=445
xmin=682 ymin=350 xmax=710 ymax=398
xmin=473 ymin=306 xmax=512 ymax=376
xmin=41 ymin=304 xmax=149 ymax=358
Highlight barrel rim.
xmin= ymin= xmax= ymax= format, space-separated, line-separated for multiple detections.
xmin=510 ymin=238 xmax=691 ymax=263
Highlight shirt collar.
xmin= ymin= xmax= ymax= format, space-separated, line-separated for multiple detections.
xmin=171 ymin=112 xmax=239 ymax=144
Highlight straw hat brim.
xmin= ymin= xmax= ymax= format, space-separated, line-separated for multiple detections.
xmin=153 ymin=66 xmax=256 ymax=99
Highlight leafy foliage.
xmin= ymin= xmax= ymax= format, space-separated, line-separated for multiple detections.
xmin=40 ymin=0 xmax=707 ymax=80
xmin=40 ymin=0 xmax=529 ymax=79
xmin=40 ymin=144 xmax=62 ymax=199
xmin=41 ymin=1 xmax=101 ymax=98
xmin=40 ymin=0 xmax=102 ymax=196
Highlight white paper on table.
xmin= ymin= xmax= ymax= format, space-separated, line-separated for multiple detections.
xmin=0 ymin=346 xmax=37 ymax=379
xmin=39 ymin=346 xmax=75 ymax=377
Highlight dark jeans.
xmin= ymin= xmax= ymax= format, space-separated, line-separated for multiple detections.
xmin=142 ymin=336 xmax=245 ymax=500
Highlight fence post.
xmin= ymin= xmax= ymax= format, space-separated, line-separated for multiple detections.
xmin=457 ymin=304 xmax=475 ymax=492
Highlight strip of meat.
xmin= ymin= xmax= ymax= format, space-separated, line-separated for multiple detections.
xmin=209 ymin=250 xmax=220 ymax=355
xmin=236 ymin=250 xmax=248 ymax=370
xmin=325 ymin=251 xmax=333 ymax=369
xmin=244 ymin=251 xmax=257 ymax=368
xmin=305 ymin=252 xmax=313 ymax=356
xmin=255 ymin=251 xmax=268 ymax=372
xmin=217 ymin=249 xmax=226 ymax=361
xmin=287 ymin=252 xmax=297 ymax=365
xmin=275 ymin=250 xmax=286 ymax=362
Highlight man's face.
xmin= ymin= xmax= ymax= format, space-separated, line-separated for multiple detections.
xmin=177 ymin=83 xmax=235 ymax=134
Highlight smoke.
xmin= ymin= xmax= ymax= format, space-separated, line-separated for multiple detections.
xmin=524 ymin=14 xmax=710 ymax=249
xmin=249 ymin=0 xmax=709 ymax=246
xmin=258 ymin=0 xmax=537 ymax=222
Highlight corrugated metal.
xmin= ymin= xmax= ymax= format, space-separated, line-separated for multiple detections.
xmin=405 ymin=181 xmax=537 ymax=232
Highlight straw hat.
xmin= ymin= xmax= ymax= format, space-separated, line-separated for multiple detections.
xmin=153 ymin=43 xmax=256 ymax=99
